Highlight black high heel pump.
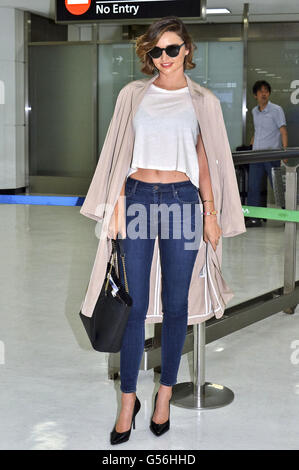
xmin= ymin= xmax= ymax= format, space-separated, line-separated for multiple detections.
xmin=110 ymin=395 xmax=141 ymax=445
xmin=150 ymin=391 xmax=170 ymax=436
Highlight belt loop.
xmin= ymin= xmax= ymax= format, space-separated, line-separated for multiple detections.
xmin=132 ymin=180 xmax=138 ymax=195
xmin=171 ymin=183 xmax=176 ymax=197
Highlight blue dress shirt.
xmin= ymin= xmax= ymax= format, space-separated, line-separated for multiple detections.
xmin=252 ymin=100 xmax=286 ymax=150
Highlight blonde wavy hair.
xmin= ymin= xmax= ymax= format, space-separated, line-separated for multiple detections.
xmin=135 ymin=16 xmax=197 ymax=76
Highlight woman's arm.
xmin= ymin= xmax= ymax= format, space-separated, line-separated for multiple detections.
xmin=197 ymin=132 xmax=216 ymax=214
xmin=196 ymin=132 xmax=222 ymax=251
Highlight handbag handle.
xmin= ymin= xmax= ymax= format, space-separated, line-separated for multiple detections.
xmin=117 ymin=239 xmax=129 ymax=294
xmin=105 ymin=237 xmax=130 ymax=294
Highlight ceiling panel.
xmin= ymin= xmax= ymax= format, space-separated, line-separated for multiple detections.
xmin=1 ymin=0 xmax=299 ymax=23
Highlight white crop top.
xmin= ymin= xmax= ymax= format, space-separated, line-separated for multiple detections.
xmin=126 ymin=83 xmax=201 ymax=188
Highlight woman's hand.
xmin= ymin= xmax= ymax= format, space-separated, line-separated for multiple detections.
xmin=203 ymin=215 xmax=222 ymax=251
xmin=108 ymin=199 xmax=126 ymax=239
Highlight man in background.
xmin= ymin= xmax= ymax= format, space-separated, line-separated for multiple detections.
xmin=246 ymin=80 xmax=288 ymax=227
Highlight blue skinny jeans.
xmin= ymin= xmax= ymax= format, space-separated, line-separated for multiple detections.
xmin=116 ymin=176 xmax=202 ymax=393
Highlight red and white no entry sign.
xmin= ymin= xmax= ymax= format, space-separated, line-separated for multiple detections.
xmin=65 ymin=0 xmax=91 ymax=15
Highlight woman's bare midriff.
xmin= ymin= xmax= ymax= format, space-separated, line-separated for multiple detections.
xmin=128 ymin=168 xmax=190 ymax=184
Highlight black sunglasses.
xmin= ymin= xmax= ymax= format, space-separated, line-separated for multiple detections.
xmin=148 ymin=42 xmax=185 ymax=59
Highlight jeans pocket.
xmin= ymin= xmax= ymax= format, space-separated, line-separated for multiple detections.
xmin=174 ymin=186 xmax=199 ymax=204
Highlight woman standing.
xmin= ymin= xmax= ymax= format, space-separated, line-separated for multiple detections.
xmin=107 ymin=16 xmax=222 ymax=445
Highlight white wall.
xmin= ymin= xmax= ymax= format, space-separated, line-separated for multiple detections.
xmin=0 ymin=1 xmax=52 ymax=18
xmin=0 ymin=7 xmax=25 ymax=189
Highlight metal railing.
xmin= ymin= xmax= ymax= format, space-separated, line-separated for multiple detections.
xmin=233 ymin=148 xmax=299 ymax=298
xmin=108 ymin=148 xmax=299 ymax=409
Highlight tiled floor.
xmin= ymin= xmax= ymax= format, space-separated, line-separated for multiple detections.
xmin=0 ymin=203 xmax=298 ymax=449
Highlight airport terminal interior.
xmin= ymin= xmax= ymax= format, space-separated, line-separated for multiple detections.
xmin=0 ymin=0 xmax=299 ymax=450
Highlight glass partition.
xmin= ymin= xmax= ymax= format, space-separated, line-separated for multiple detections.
xmin=247 ymin=40 xmax=299 ymax=147
xmin=27 ymin=32 xmax=298 ymax=324
xmin=98 ymin=43 xmax=134 ymax=151
xmin=98 ymin=41 xmax=243 ymax=152
xmin=29 ymin=44 xmax=96 ymax=195
xmin=191 ymin=41 xmax=243 ymax=151
xmin=245 ymin=39 xmax=299 ymax=296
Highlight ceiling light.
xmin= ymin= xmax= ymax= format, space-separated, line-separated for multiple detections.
xmin=207 ymin=8 xmax=231 ymax=14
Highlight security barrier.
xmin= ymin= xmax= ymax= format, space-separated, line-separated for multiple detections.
xmin=1 ymin=148 xmax=298 ymax=410
xmin=170 ymin=149 xmax=299 ymax=410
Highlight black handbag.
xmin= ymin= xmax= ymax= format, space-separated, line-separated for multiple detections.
xmin=79 ymin=236 xmax=133 ymax=353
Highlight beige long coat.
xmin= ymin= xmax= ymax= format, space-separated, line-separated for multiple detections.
xmin=79 ymin=72 xmax=246 ymax=325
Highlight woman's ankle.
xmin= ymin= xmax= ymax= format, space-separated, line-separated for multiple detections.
xmin=121 ymin=391 xmax=136 ymax=400
xmin=158 ymin=384 xmax=172 ymax=397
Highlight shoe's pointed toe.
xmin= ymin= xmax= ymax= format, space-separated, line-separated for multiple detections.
xmin=150 ymin=419 xmax=170 ymax=436
xmin=110 ymin=426 xmax=131 ymax=445
xmin=149 ymin=391 xmax=171 ymax=437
